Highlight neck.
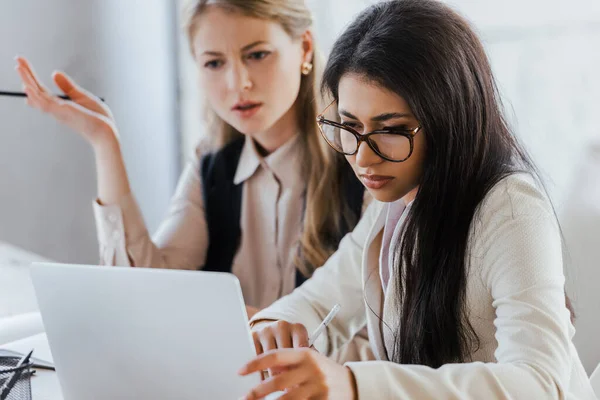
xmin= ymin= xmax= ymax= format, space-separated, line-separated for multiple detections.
xmin=402 ymin=186 xmax=419 ymax=205
xmin=251 ymin=105 xmax=298 ymax=155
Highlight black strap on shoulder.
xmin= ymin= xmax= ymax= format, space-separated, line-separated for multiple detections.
xmin=200 ymin=140 xmax=364 ymax=288
xmin=199 ymin=137 xmax=245 ymax=273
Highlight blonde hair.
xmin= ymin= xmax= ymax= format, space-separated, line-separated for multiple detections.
xmin=184 ymin=0 xmax=357 ymax=275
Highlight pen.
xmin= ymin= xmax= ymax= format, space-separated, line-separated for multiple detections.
xmin=0 ymin=90 xmax=105 ymax=102
xmin=308 ymin=304 xmax=341 ymax=348
xmin=258 ymin=305 xmax=341 ymax=379
xmin=0 ymin=349 xmax=55 ymax=371
xmin=0 ymin=349 xmax=33 ymax=400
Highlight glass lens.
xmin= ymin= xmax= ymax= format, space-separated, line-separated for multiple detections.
xmin=319 ymin=123 xmax=358 ymax=155
xmin=368 ymin=133 xmax=411 ymax=161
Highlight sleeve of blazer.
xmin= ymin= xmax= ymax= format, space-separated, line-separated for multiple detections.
xmin=93 ymin=146 xmax=209 ymax=270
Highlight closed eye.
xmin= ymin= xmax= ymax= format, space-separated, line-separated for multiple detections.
xmin=384 ymin=125 xmax=410 ymax=131
xmin=341 ymin=121 xmax=360 ymax=129
xmin=380 ymin=125 xmax=416 ymax=134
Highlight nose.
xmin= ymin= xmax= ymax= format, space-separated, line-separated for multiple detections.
xmin=226 ymin=60 xmax=253 ymax=92
xmin=353 ymin=140 xmax=383 ymax=169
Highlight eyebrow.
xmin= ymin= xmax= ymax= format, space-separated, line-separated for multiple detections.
xmin=339 ymin=109 xmax=412 ymax=122
xmin=201 ymin=40 xmax=269 ymax=57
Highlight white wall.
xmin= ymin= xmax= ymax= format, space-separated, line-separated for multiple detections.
xmin=560 ymin=144 xmax=600 ymax=375
xmin=0 ymin=0 xmax=179 ymax=263
xmin=448 ymin=0 xmax=600 ymax=208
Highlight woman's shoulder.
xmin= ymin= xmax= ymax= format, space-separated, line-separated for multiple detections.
xmin=189 ymin=136 xmax=234 ymax=171
xmin=477 ymin=172 xmax=555 ymax=222
xmin=172 ymin=137 xmax=217 ymax=184
xmin=193 ymin=136 xmax=216 ymax=162
xmin=469 ymin=173 xmax=563 ymax=286
xmin=468 ymin=172 xmax=560 ymax=256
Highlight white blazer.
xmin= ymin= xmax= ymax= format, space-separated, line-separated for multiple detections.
xmin=251 ymin=173 xmax=597 ymax=399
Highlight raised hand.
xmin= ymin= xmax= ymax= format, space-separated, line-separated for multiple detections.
xmin=15 ymin=56 xmax=118 ymax=150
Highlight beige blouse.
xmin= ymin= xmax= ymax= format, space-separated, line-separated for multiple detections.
xmin=93 ymin=134 xmax=367 ymax=309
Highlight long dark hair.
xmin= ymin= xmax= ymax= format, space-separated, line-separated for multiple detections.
xmin=323 ymin=0 xmax=540 ymax=367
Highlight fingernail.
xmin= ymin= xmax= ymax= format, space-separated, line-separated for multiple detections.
xmin=238 ymin=366 xmax=247 ymax=375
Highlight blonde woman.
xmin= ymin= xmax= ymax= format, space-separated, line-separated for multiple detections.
xmin=15 ymin=0 xmax=368 ymax=324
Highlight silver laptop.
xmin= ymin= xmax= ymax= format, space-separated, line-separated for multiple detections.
xmin=30 ymin=263 xmax=261 ymax=400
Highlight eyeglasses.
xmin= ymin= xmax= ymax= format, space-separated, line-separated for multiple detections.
xmin=316 ymin=101 xmax=422 ymax=162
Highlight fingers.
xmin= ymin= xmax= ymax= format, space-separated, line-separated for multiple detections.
xmin=22 ymin=87 xmax=113 ymax=137
xmin=274 ymin=325 xmax=293 ymax=349
xmin=15 ymin=57 xmax=48 ymax=93
xmin=259 ymin=332 xmax=278 ymax=354
xmin=52 ymin=71 xmax=99 ymax=103
xmin=239 ymin=348 xmax=308 ymax=376
xmin=22 ymin=83 xmax=62 ymax=114
xmin=15 ymin=58 xmax=98 ymax=110
xmin=15 ymin=58 xmax=61 ymax=114
xmin=278 ymin=382 xmax=323 ymax=400
xmin=252 ymin=331 xmax=264 ymax=356
xmin=52 ymin=71 xmax=80 ymax=97
xmin=252 ymin=321 xmax=309 ymax=359
xmin=243 ymin=365 xmax=313 ymax=400
xmin=291 ymin=324 xmax=309 ymax=349
xmin=16 ymin=65 xmax=38 ymax=92
xmin=16 ymin=64 xmax=42 ymax=97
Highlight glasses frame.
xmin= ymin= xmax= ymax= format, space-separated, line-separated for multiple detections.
xmin=316 ymin=101 xmax=422 ymax=163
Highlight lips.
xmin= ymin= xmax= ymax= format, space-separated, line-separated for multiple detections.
xmin=232 ymin=100 xmax=262 ymax=111
xmin=359 ymin=174 xmax=394 ymax=190
xmin=232 ymin=100 xmax=263 ymax=119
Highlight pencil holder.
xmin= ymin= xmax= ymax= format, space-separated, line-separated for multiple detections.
xmin=0 ymin=356 xmax=32 ymax=400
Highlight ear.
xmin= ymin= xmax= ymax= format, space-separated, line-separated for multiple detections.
xmin=300 ymin=30 xmax=315 ymax=64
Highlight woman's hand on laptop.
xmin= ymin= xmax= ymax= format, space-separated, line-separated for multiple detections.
xmin=252 ymin=321 xmax=309 ymax=355
xmin=239 ymin=348 xmax=357 ymax=400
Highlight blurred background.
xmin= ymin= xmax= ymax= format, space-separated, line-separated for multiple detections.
xmin=0 ymin=0 xmax=598 ymax=372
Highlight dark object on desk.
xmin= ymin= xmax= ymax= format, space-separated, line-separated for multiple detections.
xmin=0 ymin=350 xmax=33 ymax=400
xmin=0 ymin=350 xmax=54 ymax=371
xmin=0 ymin=90 xmax=105 ymax=103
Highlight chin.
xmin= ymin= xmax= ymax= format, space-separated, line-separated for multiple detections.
xmin=230 ymin=118 xmax=270 ymax=136
xmin=366 ymin=188 xmax=402 ymax=203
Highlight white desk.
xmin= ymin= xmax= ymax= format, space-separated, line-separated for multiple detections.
xmin=0 ymin=242 xmax=49 ymax=319
xmin=29 ymin=369 xmax=63 ymax=400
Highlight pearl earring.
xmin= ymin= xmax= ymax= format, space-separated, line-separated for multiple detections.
xmin=301 ymin=62 xmax=313 ymax=75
